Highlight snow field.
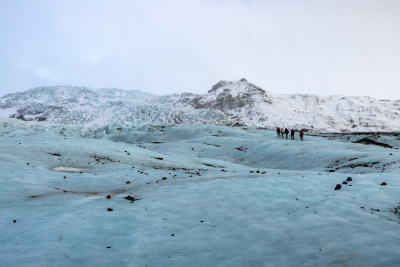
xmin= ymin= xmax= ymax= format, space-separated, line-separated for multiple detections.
xmin=1 ymin=119 xmax=400 ymax=266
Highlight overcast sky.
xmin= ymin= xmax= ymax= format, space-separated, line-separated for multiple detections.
xmin=1 ymin=0 xmax=399 ymax=99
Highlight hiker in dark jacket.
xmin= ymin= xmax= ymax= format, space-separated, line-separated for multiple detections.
xmin=290 ymin=129 xmax=295 ymax=140
xmin=281 ymin=127 xmax=284 ymax=138
xmin=299 ymin=130 xmax=304 ymax=141
xmin=276 ymin=127 xmax=280 ymax=137
xmin=285 ymin=128 xmax=289 ymax=138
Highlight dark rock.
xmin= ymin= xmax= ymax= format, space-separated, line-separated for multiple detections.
xmin=13 ymin=220 xmax=16 ymax=223
xmin=155 ymin=157 xmax=163 ymax=160
xmin=107 ymin=208 xmax=113 ymax=211
xmin=106 ymin=195 xmax=111 ymax=199
xmin=342 ymin=181 xmax=347 ymax=184
xmin=334 ymin=184 xmax=341 ymax=190
xmin=162 ymin=177 xmax=167 ymax=180
xmin=347 ymin=177 xmax=352 ymax=181
xmin=200 ymin=220 xmax=204 ymax=223
xmin=106 ymin=246 xmax=111 ymax=248
xmin=126 ymin=181 xmax=131 ymax=184
xmin=381 ymin=182 xmax=387 ymax=186
xmin=171 ymin=234 xmax=174 ymax=237
xmin=124 ymin=195 xmax=136 ymax=202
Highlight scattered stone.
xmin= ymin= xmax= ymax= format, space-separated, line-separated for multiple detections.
xmin=155 ymin=157 xmax=163 ymax=160
xmin=106 ymin=246 xmax=111 ymax=249
xmin=107 ymin=208 xmax=113 ymax=211
xmin=347 ymin=177 xmax=352 ymax=181
xmin=124 ymin=195 xmax=136 ymax=202
xmin=250 ymin=171 xmax=254 ymax=173
xmin=381 ymin=182 xmax=387 ymax=186
xmin=106 ymin=195 xmax=111 ymax=199
xmin=26 ymin=163 xmax=29 ymax=165
xmin=171 ymin=234 xmax=174 ymax=237
xmin=200 ymin=220 xmax=204 ymax=223
xmin=342 ymin=181 xmax=347 ymax=185
xmin=64 ymin=176 xmax=66 ymax=179
xmin=13 ymin=220 xmax=16 ymax=223
xmin=256 ymin=170 xmax=260 ymax=173
xmin=334 ymin=184 xmax=341 ymax=190
xmin=162 ymin=177 xmax=167 ymax=180
xmin=126 ymin=181 xmax=131 ymax=184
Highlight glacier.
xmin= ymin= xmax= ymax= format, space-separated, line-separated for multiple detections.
xmin=1 ymin=119 xmax=400 ymax=266
xmin=1 ymin=79 xmax=400 ymax=132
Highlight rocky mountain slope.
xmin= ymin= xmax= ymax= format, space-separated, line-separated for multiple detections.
xmin=1 ymin=79 xmax=399 ymax=132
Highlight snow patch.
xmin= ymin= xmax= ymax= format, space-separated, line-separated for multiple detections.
xmin=52 ymin=166 xmax=88 ymax=172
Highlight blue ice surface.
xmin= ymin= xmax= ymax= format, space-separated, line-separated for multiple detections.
xmin=1 ymin=119 xmax=400 ymax=266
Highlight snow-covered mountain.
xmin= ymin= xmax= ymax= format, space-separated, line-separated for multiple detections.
xmin=1 ymin=79 xmax=399 ymax=132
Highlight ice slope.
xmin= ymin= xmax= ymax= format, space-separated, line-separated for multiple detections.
xmin=1 ymin=119 xmax=400 ymax=266
xmin=1 ymin=80 xmax=400 ymax=132
xmin=0 ymin=86 xmax=228 ymax=126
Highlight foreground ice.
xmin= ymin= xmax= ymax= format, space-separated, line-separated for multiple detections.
xmin=0 ymin=119 xmax=399 ymax=266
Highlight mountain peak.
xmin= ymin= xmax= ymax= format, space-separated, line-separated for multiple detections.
xmin=208 ymin=78 xmax=265 ymax=96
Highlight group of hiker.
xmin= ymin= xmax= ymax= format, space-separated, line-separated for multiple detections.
xmin=276 ymin=127 xmax=304 ymax=141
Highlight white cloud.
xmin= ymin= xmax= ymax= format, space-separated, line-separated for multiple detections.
xmin=0 ymin=0 xmax=399 ymax=99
